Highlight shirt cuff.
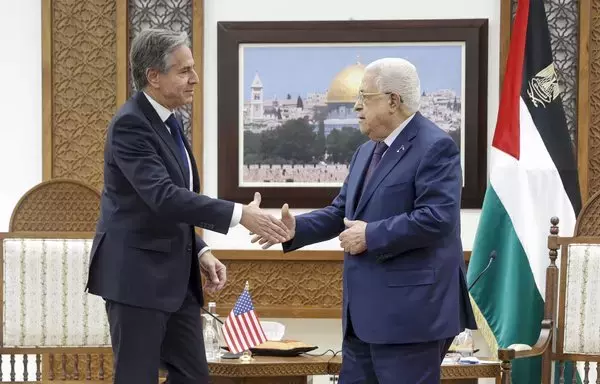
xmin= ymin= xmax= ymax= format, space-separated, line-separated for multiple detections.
xmin=230 ymin=203 xmax=242 ymax=227
xmin=197 ymin=246 xmax=211 ymax=258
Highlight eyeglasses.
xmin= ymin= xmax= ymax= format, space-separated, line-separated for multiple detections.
xmin=356 ymin=91 xmax=403 ymax=104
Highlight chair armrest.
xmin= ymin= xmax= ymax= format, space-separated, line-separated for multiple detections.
xmin=497 ymin=320 xmax=553 ymax=361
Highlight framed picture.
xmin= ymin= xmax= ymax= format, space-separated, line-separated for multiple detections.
xmin=218 ymin=20 xmax=488 ymax=208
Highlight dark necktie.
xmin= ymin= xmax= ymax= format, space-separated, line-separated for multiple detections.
xmin=165 ymin=114 xmax=190 ymax=188
xmin=362 ymin=141 xmax=388 ymax=194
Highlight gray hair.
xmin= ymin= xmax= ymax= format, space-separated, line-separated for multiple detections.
xmin=130 ymin=28 xmax=190 ymax=91
xmin=365 ymin=58 xmax=421 ymax=114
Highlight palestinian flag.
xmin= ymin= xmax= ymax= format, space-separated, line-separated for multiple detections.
xmin=466 ymin=0 xmax=581 ymax=382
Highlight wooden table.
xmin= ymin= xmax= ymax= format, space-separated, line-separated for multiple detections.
xmin=208 ymin=355 xmax=329 ymax=384
xmin=207 ymin=355 xmax=502 ymax=384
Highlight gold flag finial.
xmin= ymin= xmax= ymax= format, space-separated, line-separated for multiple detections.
xmin=244 ymin=280 xmax=250 ymax=291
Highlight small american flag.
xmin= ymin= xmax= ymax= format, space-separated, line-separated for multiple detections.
xmin=222 ymin=286 xmax=267 ymax=353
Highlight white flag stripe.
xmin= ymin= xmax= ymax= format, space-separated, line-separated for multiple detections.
xmin=249 ymin=311 xmax=267 ymax=340
xmin=222 ymin=326 xmax=233 ymax=351
xmin=223 ymin=312 xmax=243 ymax=353
xmin=242 ymin=312 xmax=260 ymax=345
xmin=236 ymin=314 xmax=254 ymax=347
xmin=223 ymin=320 xmax=241 ymax=353
xmin=231 ymin=316 xmax=249 ymax=351
xmin=223 ymin=319 xmax=237 ymax=352
xmin=231 ymin=318 xmax=246 ymax=352
xmin=490 ymin=98 xmax=577 ymax=297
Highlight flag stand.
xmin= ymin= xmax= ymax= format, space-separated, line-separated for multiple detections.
xmin=238 ymin=281 xmax=255 ymax=363
xmin=239 ymin=349 xmax=253 ymax=363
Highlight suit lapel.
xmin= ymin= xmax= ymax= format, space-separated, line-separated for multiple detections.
xmin=135 ymin=92 xmax=188 ymax=185
xmin=354 ymin=114 xmax=421 ymax=217
xmin=347 ymin=140 xmax=374 ymax=218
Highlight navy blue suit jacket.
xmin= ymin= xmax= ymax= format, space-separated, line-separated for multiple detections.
xmin=283 ymin=112 xmax=476 ymax=344
xmin=86 ymin=92 xmax=234 ymax=312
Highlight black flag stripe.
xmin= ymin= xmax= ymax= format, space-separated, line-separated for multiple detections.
xmin=520 ymin=0 xmax=582 ymax=215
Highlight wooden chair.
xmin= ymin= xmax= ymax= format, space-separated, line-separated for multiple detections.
xmin=498 ymin=191 xmax=600 ymax=383
xmin=0 ymin=179 xmax=113 ymax=383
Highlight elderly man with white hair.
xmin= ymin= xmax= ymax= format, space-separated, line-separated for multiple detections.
xmin=254 ymin=57 xmax=477 ymax=383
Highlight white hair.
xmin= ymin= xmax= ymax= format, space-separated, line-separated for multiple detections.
xmin=365 ymin=58 xmax=421 ymax=114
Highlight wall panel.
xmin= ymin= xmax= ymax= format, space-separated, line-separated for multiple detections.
xmin=42 ymin=0 xmax=204 ymax=191
xmin=587 ymin=0 xmax=600 ymax=200
xmin=43 ymin=0 xmax=118 ymax=191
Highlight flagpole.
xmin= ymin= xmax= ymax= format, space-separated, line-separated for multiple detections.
xmin=239 ymin=280 xmax=254 ymax=363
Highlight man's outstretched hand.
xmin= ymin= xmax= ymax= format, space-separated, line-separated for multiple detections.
xmin=251 ymin=203 xmax=295 ymax=249
xmin=240 ymin=192 xmax=289 ymax=245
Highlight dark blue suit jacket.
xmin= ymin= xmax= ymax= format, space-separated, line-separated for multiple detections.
xmin=283 ymin=112 xmax=476 ymax=344
xmin=86 ymin=92 xmax=234 ymax=312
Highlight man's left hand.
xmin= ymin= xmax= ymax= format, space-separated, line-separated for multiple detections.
xmin=339 ymin=218 xmax=368 ymax=255
xmin=199 ymin=251 xmax=227 ymax=293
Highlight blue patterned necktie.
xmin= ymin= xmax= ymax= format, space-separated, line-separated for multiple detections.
xmin=165 ymin=114 xmax=190 ymax=188
xmin=366 ymin=141 xmax=388 ymax=181
xmin=361 ymin=141 xmax=388 ymax=195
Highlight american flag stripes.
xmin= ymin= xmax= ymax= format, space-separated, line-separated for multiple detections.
xmin=222 ymin=286 xmax=267 ymax=353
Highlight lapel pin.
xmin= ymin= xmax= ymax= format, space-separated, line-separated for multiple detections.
xmin=397 ymin=145 xmax=405 ymax=153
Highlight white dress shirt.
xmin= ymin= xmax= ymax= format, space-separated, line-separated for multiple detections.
xmin=382 ymin=113 xmax=416 ymax=156
xmin=144 ymin=92 xmax=242 ymax=257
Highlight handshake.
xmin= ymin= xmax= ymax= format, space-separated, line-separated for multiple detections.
xmin=240 ymin=192 xmax=296 ymax=249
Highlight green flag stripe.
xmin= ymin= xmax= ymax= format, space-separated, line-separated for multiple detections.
xmin=468 ymin=186 xmax=544 ymax=383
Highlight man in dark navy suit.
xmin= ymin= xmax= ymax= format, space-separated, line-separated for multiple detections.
xmin=85 ymin=28 xmax=288 ymax=384
xmin=253 ymin=58 xmax=477 ymax=383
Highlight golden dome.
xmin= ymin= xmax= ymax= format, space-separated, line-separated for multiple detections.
xmin=326 ymin=61 xmax=366 ymax=103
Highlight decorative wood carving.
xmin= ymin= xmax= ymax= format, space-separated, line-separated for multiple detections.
xmin=44 ymin=352 xmax=113 ymax=381
xmin=129 ymin=0 xmax=193 ymax=42
xmin=44 ymin=0 xmax=117 ymax=191
xmin=9 ymin=179 xmax=100 ymax=233
xmin=588 ymin=0 xmax=600 ymax=199
xmin=209 ymin=357 xmax=330 ymax=377
xmin=43 ymin=0 xmax=204 ymax=198
xmin=438 ymin=364 xmax=500 ymax=379
xmin=205 ymin=258 xmax=343 ymax=318
xmin=207 ymin=250 xmax=472 ymax=318
xmin=574 ymin=190 xmax=600 ymax=236
xmin=207 ymin=356 xmax=500 ymax=381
